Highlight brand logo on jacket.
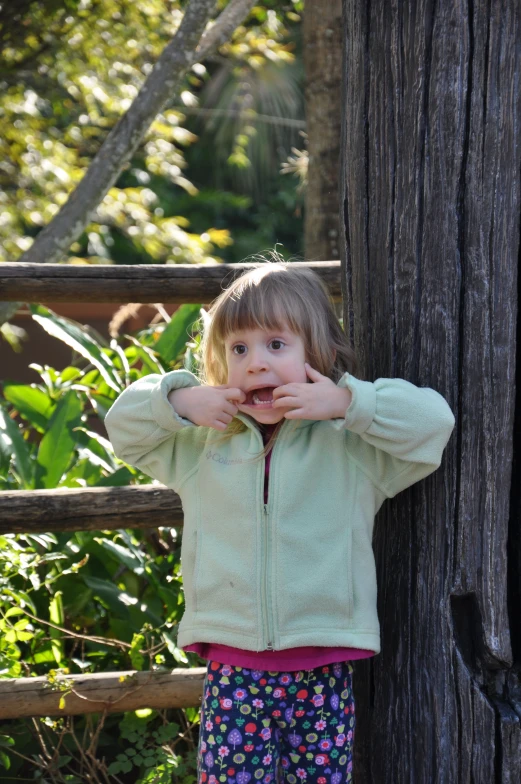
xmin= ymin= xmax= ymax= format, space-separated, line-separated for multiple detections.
xmin=205 ymin=449 xmax=244 ymax=466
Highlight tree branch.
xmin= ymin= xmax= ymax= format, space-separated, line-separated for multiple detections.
xmin=16 ymin=0 xmax=256 ymax=268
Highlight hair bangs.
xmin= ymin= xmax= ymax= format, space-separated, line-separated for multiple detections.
xmin=212 ymin=276 xmax=293 ymax=341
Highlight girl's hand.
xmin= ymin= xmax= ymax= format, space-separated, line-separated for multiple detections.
xmin=272 ymin=363 xmax=353 ymax=420
xmin=168 ymin=385 xmax=246 ymax=430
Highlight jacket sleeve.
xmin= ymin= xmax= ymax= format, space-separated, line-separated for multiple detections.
xmin=104 ymin=369 xmax=204 ymax=488
xmin=331 ymin=373 xmax=455 ymax=498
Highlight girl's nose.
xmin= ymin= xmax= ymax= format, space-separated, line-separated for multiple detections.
xmin=247 ymin=348 xmax=269 ymax=372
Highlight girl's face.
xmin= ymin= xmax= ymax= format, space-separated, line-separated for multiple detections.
xmin=225 ymin=324 xmax=308 ymax=424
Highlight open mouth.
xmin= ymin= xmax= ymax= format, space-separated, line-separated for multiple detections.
xmin=244 ymin=386 xmax=276 ymax=407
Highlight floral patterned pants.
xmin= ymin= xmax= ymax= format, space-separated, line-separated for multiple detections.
xmin=197 ymin=660 xmax=355 ymax=784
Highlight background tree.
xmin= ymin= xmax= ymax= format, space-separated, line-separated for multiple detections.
xmin=340 ymin=1 xmax=521 ymax=781
xmin=302 ymin=0 xmax=342 ymax=261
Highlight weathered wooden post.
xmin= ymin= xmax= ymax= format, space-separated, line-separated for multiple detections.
xmin=340 ymin=1 xmax=521 ymax=780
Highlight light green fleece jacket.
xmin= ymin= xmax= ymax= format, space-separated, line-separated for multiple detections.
xmin=104 ymin=370 xmax=455 ymax=654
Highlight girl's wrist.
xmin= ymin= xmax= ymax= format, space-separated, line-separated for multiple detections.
xmin=167 ymin=387 xmax=193 ymax=420
xmin=331 ymin=387 xmax=353 ymax=419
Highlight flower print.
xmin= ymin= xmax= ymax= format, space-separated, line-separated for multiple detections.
xmin=221 ymin=665 xmax=233 ymax=676
xmin=273 ymin=687 xmax=286 ymax=699
xmin=263 ymin=753 xmax=272 ymax=765
xmin=278 ymin=673 xmax=293 ymax=685
xmin=233 ymin=688 xmax=247 ymax=701
xmin=305 ymin=733 xmax=318 ymax=744
xmin=315 ymin=754 xmax=328 ymax=765
xmin=311 ymin=694 xmax=325 ymax=707
xmin=205 ymin=719 xmax=213 ymax=731
xmin=319 ymin=739 xmax=333 ymax=751
xmin=252 ymin=698 xmax=264 ymax=709
xmin=314 ymin=719 xmax=327 ymax=731
xmin=207 ymin=674 xmax=214 ymax=681
xmin=347 ymin=729 xmax=353 ymax=741
xmin=264 ymin=774 xmax=273 ymax=783
xmin=321 ymin=666 xmax=330 ymax=674
xmin=281 ymin=756 xmax=290 ymax=769
xmin=296 ymin=769 xmax=307 ymax=779
xmin=218 ymin=746 xmax=230 ymax=758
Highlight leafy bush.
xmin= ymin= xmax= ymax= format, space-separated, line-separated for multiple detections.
xmin=0 ymin=303 xmax=206 ymax=782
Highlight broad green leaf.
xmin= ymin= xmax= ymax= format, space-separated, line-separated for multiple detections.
xmin=154 ymin=304 xmax=202 ymax=363
xmin=35 ymin=390 xmax=82 ymax=489
xmin=0 ymin=404 xmax=33 ymax=487
xmin=95 ymin=466 xmax=134 ymax=486
xmin=96 ymin=538 xmax=143 ymax=572
xmin=124 ymin=336 xmax=165 ymax=374
xmin=130 ymin=633 xmax=145 ymax=671
xmin=2 ymin=384 xmax=55 ymax=432
xmin=49 ymin=591 xmax=64 ymax=665
xmin=30 ymin=305 xmax=122 ymax=392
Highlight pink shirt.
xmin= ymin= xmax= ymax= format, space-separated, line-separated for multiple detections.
xmin=183 ymin=422 xmax=374 ymax=670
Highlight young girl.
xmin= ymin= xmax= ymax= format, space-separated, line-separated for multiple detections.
xmin=105 ymin=260 xmax=455 ymax=784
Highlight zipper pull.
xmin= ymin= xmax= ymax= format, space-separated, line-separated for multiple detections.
xmin=263 ymin=504 xmax=268 ymax=514
xmin=267 ymin=641 xmax=273 ymax=650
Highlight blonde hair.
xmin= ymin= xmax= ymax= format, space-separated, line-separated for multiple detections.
xmin=196 ymin=254 xmax=359 ymax=460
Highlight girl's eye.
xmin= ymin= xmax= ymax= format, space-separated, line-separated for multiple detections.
xmin=232 ymin=345 xmax=246 ymax=355
xmin=270 ymin=340 xmax=284 ymax=350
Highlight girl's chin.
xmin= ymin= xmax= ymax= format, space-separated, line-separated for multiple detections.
xmin=237 ymin=403 xmax=285 ymax=421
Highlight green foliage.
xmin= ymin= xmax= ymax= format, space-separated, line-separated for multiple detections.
xmin=0 ymin=303 xmax=208 ymax=781
xmin=0 ymin=0 xmax=305 ymax=268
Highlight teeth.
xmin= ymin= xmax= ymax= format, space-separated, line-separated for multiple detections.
xmin=252 ymin=393 xmax=273 ymax=404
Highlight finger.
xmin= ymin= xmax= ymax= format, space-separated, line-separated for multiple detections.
xmin=223 ymin=402 xmax=239 ymax=416
xmin=224 ymin=387 xmax=247 ymax=403
xmin=304 ymin=362 xmax=325 ymax=380
xmin=284 ymin=408 xmax=306 ymax=419
xmin=272 ymin=396 xmax=300 ymax=408
xmin=213 ymin=419 xmax=229 ymax=430
xmin=272 ymin=384 xmax=294 ymax=400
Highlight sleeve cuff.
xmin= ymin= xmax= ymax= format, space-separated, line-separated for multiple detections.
xmin=150 ymin=370 xmax=201 ymax=431
xmin=330 ymin=372 xmax=377 ymax=433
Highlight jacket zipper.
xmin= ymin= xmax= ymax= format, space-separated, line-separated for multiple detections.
xmin=259 ymin=422 xmax=286 ymax=652
xmin=263 ymin=503 xmax=274 ymax=650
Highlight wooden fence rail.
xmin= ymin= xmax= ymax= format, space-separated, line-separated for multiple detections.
xmin=0 ymin=668 xmax=206 ymax=719
xmin=0 ymin=486 xmax=182 ymax=535
xmin=0 ymin=260 xmax=341 ymax=303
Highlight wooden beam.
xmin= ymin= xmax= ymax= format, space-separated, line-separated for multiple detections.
xmin=0 ymin=486 xmax=182 ymax=534
xmin=0 ymin=667 xmax=206 ymax=719
xmin=0 ymin=260 xmax=342 ymax=303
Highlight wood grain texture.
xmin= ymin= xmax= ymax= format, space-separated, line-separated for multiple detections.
xmin=0 ymin=486 xmax=183 ymax=534
xmin=0 ymin=261 xmax=342 ymax=303
xmin=340 ymin=0 xmax=521 ymax=780
xmin=0 ymin=667 xmax=206 ymax=719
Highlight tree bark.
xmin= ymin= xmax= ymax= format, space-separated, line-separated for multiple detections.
xmin=303 ymin=0 xmax=342 ymax=261
xmin=340 ymin=1 xmax=521 ymax=781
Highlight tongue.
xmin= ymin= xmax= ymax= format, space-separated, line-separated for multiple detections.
xmin=254 ymin=388 xmax=273 ymax=401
